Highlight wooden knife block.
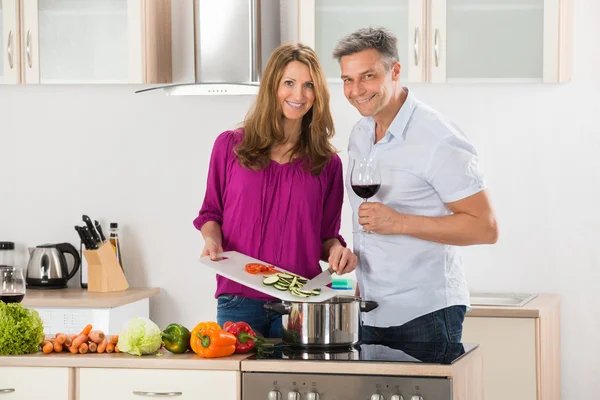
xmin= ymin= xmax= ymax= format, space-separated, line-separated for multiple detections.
xmin=83 ymin=242 xmax=129 ymax=292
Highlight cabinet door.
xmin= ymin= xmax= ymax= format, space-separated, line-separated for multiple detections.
xmin=462 ymin=317 xmax=537 ymax=400
xmin=0 ymin=0 xmax=20 ymax=84
xmin=0 ymin=367 xmax=71 ymax=400
xmin=299 ymin=0 xmax=426 ymax=83
xmin=79 ymin=368 xmax=239 ymax=400
xmin=430 ymin=0 xmax=569 ymax=83
xmin=21 ymin=0 xmax=144 ymax=84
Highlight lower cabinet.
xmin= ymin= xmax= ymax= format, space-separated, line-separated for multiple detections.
xmin=0 ymin=367 xmax=72 ymax=399
xmin=463 ymin=301 xmax=560 ymax=400
xmin=462 ymin=317 xmax=537 ymax=400
xmin=79 ymin=368 xmax=239 ymax=400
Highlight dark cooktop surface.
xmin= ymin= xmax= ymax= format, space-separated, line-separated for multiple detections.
xmin=248 ymin=341 xmax=478 ymax=364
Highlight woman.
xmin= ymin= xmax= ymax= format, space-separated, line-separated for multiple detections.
xmin=193 ymin=43 xmax=357 ymax=338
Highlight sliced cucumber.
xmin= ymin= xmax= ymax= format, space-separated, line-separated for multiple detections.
xmin=263 ymin=276 xmax=280 ymax=285
xmin=265 ymin=272 xmax=321 ymax=297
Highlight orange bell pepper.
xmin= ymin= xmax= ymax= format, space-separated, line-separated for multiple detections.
xmin=190 ymin=322 xmax=236 ymax=358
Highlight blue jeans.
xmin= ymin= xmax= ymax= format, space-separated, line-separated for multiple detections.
xmin=216 ymin=295 xmax=282 ymax=338
xmin=361 ymin=306 xmax=467 ymax=343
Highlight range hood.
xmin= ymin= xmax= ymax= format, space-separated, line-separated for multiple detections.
xmin=137 ymin=0 xmax=281 ymax=96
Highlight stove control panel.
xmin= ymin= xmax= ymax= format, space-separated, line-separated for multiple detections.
xmin=243 ymin=373 xmax=451 ymax=400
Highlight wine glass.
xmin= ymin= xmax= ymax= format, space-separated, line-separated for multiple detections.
xmin=0 ymin=266 xmax=26 ymax=304
xmin=351 ymin=158 xmax=381 ymax=233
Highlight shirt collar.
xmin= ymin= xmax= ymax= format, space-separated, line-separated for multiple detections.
xmin=361 ymin=87 xmax=418 ymax=141
xmin=388 ymin=87 xmax=418 ymax=139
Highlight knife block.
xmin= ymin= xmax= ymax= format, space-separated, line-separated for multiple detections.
xmin=83 ymin=242 xmax=129 ymax=292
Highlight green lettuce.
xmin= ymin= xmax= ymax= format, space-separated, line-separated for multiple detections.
xmin=117 ymin=317 xmax=162 ymax=356
xmin=0 ymin=302 xmax=45 ymax=355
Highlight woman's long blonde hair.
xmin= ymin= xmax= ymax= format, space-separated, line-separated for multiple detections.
xmin=235 ymin=43 xmax=336 ymax=175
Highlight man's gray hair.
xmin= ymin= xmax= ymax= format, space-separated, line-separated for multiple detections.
xmin=332 ymin=27 xmax=399 ymax=70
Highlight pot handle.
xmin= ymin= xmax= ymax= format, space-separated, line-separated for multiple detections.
xmin=360 ymin=300 xmax=378 ymax=313
xmin=263 ymin=302 xmax=291 ymax=315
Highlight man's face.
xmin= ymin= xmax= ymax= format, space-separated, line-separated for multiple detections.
xmin=339 ymin=49 xmax=399 ymax=117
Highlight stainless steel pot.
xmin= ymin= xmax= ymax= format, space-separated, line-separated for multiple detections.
xmin=264 ymin=295 xmax=378 ymax=348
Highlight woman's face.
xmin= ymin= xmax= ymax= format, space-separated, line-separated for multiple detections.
xmin=277 ymin=61 xmax=315 ymax=121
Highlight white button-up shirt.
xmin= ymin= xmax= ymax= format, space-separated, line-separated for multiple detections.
xmin=347 ymin=88 xmax=486 ymax=327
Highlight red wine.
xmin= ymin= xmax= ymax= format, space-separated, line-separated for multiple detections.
xmin=352 ymin=184 xmax=380 ymax=199
xmin=0 ymin=294 xmax=25 ymax=303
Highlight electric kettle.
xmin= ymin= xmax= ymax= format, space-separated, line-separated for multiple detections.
xmin=26 ymin=243 xmax=81 ymax=289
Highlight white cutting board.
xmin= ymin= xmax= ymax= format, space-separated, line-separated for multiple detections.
xmin=198 ymin=251 xmax=337 ymax=303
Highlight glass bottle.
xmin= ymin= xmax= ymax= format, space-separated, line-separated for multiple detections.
xmin=109 ymin=223 xmax=123 ymax=271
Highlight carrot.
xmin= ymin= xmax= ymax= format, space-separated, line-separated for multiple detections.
xmin=78 ymin=343 xmax=89 ymax=354
xmin=114 ymin=344 xmax=120 ymax=353
xmin=87 ymin=341 xmax=97 ymax=353
xmin=55 ymin=333 xmax=67 ymax=345
xmin=80 ymin=324 xmax=93 ymax=336
xmin=97 ymin=341 xmax=107 ymax=354
xmin=106 ymin=343 xmax=115 ymax=353
xmin=72 ymin=334 xmax=89 ymax=349
xmin=69 ymin=345 xmax=79 ymax=354
xmin=42 ymin=342 xmax=53 ymax=354
xmin=53 ymin=341 xmax=63 ymax=353
xmin=88 ymin=331 xmax=105 ymax=344
xmin=109 ymin=335 xmax=118 ymax=344
xmin=64 ymin=336 xmax=72 ymax=347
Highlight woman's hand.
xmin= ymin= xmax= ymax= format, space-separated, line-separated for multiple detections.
xmin=328 ymin=244 xmax=358 ymax=275
xmin=201 ymin=237 xmax=223 ymax=260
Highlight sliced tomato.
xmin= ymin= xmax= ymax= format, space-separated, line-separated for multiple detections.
xmin=245 ymin=263 xmax=280 ymax=274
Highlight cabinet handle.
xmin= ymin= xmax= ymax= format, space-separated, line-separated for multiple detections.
xmin=413 ymin=27 xmax=420 ymax=66
xmin=26 ymin=30 xmax=33 ymax=68
xmin=7 ymin=31 xmax=14 ymax=69
xmin=0 ymin=389 xmax=16 ymax=394
xmin=132 ymin=391 xmax=183 ymax=397
xmin=433 ymin=28 xmax=440 ymax=67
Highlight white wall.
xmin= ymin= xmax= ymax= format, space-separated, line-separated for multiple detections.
xmin=0 ymin=0 xmax=599 ymax=398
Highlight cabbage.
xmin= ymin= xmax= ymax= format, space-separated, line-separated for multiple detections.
xmin=117 ymin=317 xmax=162 ymax=356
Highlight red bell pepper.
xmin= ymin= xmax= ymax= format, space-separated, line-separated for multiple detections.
xmin=223 ymin=321 xmax=258 ymax=354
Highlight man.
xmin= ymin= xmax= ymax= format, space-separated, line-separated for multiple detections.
xmin=333 ymin=28 xmax=498 ymax=343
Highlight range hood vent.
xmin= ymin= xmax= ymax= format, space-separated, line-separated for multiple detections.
xmin=137 ymin=0 xmax=281 ymax=96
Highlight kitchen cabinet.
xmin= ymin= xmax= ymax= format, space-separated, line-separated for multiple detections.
xmin=0 ymin=0 xmax=172 ymax=84
xmin=79 ymin=368 xmax=239 ymax=400
xmin=297 ymin=0 xmax=572 ymax=83
xmin=0 ymin=0 xmax=19 ymax=84
xmin=0 ymin=366 xmax=73 ymax=399
xmin=463 ymin=294 xmax=560 ymax=400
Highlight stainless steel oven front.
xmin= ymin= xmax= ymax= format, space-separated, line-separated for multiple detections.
xmin=242 ymin=372 xmax=452 ymax=400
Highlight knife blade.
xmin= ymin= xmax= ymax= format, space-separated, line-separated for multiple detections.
xmin=94 ymin=220 xmax=106 ymax=242
xmin=302 ymin=266 xmax=335 ymax=291
xmin=83 ymin=215 xmax=101 ymax=244
xmin=81 ymin=226 xmax=98 ymax=250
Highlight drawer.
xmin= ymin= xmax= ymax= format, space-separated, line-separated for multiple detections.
xmin=0 ymin=367 xmax=71 ymax=400
xmin=79 ymin=368 xmax=239 ymax=400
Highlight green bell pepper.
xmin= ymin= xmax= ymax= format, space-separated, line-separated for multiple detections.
xmin=161 ymin=323 xmax=191 ymax=354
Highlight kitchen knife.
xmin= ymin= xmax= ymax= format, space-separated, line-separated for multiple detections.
xmin=302 ymin=266 xmax=335 ymax=291
xmin=74 ymin=226 xmax=91 ymax=250
xmin=81 ymin=226 xmax=99 ymax=250
xmin=94 ymin=220 xmax=106 ymax=242
xmin=83 ymin=215 xmax=101 ymax=244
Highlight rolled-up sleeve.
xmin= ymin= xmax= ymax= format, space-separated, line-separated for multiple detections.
xmin=426 ymin=134 xmax=487 ymax=204
xmin=320 ymin=155 xmax=347 ymax=247
xmin=193 ymin=131 xmax=234 ymax=230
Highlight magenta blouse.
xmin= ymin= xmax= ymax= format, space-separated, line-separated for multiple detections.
xmin=193 ymin=129 xmax=346 ymax=301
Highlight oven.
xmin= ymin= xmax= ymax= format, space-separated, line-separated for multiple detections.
xmin=242 ymin=372 xmax=452 ymax=400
